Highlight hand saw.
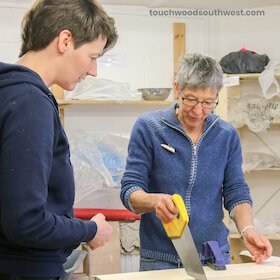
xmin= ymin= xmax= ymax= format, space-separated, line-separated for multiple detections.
xmin=163 ymin=194 xmax=207 ymax=280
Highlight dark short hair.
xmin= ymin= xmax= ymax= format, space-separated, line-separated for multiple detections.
xmin=20 ymin=0 xmax=118 ymax=57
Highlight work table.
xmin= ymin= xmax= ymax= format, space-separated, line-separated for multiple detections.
xmin=93 ymin=261 xmax=280 ymax=280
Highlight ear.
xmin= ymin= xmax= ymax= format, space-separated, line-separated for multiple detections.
xmin=174 ymin=80 xmax=180 ymax=100
xmin=57 ymin=30 xmax=73 ymax=54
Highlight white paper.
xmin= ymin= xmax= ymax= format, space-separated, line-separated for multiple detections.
xmin=223 ymin=76 xmax=240 ymax=87
xmin=239 ymin=250 xmax=280 ymax=263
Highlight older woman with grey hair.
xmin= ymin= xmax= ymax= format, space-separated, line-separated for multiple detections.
xmin=121 ymin=53 xmax=272 ymax=271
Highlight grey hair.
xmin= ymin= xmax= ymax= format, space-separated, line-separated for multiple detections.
xmin=176 ymin=53 xmax=223 ymax=93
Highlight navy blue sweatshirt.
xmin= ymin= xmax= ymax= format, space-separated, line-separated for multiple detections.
xmin=0 ymin=62 xmax=97 ymax=277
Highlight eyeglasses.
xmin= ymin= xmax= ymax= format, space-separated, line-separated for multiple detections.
xmin=181 ymin=96 xmax=219 ymax=109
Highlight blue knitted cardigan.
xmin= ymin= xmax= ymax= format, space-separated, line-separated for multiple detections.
xmin=121 ymin=104 xmax=252 ymax=264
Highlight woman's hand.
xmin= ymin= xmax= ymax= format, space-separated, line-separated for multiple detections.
xmin=152 ymin=194 xmax=178 ymax=223
xmin=87 ymin=213 xmax=113 ymax=250
xmin=243 ymin=227 xmax=273 ymax=263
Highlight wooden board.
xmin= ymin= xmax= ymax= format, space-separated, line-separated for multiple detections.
xmin=57 ymin=99 xmax=173 ymax=106
xmin=173 ymin=22 xmax=185 ymax=99
xmin=93 ymin=261 xmax=280 ymax=280
xmin=173 ymin=22 xmax=185 ymax=79
xmin=226 ymin=73 xmax=280 ymax=81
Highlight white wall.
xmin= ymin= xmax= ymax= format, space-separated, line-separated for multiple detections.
xmin=0 ymin=4 xmax=209 ymax=88
xmin=0 ymin=5 xmax=23 ymax=62
xmin=209 ymin=5 xmax=280 ymax=61
xmin=1 ymin=4 xmax=280 ymax=83
xmin=96 ymin=5 xmax=209 ymax=90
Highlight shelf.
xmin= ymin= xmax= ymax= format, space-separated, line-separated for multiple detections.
xmin=56 ymin=98 xmax=174 ymax=127
xmin=230 ymin=233 xmax=280 ymax=240
xmin=243 ymin=167 xmax=280 ymax=172
xmin=57 ymin=99 xmax=174 ymax=107
xmin=235 ymin=120 xmax=280 ymax=130
xmin=226 ymin=73 xmax=280 ymax=81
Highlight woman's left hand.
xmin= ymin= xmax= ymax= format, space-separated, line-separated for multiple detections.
xmin=243 ymin=228 xmax=273 ymax=263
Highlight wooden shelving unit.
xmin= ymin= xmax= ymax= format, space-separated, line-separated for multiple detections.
xmin=55 ymin=99 xmax=174 ymax=127
xmin=216 ymin=73 xmax=280 ymax=119
xmin=57 ymin=99 xmax=173 ymax=107
xmin=230 ymin=233 xmax=280 ymax=240
xmin=226 ymin=73 xmax=280 ymax=80
xmin=217 ymin=73 xmax=280 ymax=263
xmin=232 ymin=120 xmax=280 ymax=130
xmin=216 ymin=73 xmax=280 ymax=173
xmin=244 ymin=167 xmax=280 ymax=172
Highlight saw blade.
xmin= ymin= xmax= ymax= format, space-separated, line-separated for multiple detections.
xmin=172 ymin=224 xmax=207 ymax=280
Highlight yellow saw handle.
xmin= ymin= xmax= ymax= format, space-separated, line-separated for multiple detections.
xmin=162 ymin=194 xmax=189 ymax=238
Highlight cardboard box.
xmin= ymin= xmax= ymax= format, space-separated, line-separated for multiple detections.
xmin=83 ymin=221 xmax=121 ymax=276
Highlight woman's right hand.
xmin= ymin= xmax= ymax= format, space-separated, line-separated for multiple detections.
xmin=153 ymin=194 xmax=178 ymax=223
xmin=87 ymin=213 xmax=113 ymax=250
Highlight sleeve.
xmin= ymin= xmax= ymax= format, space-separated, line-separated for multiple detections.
xmin=0 ymin=90 xmax=96 ymax=249
xmin=120 ymin=116 xmax=153 ymax=212
xmin=223 ymin=127 xmax=253 ymax=213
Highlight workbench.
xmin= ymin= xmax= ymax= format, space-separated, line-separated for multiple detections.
xmin=92 ymin=261 xmax=280 ymax=280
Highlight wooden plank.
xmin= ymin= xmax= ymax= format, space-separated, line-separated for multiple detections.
xmin=230 ymin=233 xmax=280 ymax=240
xmin=59 ymin=107 xmax=64 ymax=127
xmin=93 ymin=262 xmax=280 ymax=280
xmin=227 ymin=73 xmax=280 ymax=81
xmin=51 ymin=84 xmax=65 ymax=126
xmin=173 ymin=22 xmax=185 ymax=79
xmin=173 ymin=22 xmax=185 ymax=100
xmin=215 ymin=86 xmax=229 ymax=122
xmin=51 ymin=84 xmax=64 ymax=99
xmin=244 ymin=168 xmax=280 ymax=172
xmin=57 ymin=99 xmax=174 ymax=107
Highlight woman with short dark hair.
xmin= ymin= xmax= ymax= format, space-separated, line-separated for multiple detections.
xmin=0 ymin=0 xmax=118 ymax=279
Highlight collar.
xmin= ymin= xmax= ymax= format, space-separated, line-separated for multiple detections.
xmin=162 ymin=103 xmax=219 ymax=132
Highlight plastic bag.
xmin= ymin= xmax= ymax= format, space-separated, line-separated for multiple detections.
xmin=228 ymin=94 xmax=280 ymax=132
xmin=91 ymin=134 xmax=129 ymax=185
xmin=258 ymin=60 xmax=280 ymax=99
xmin=67 ymin=131 xmax=129 ymax=207
xmin=69 ymin=134 xmax=115 ymax=205
xmin=219 ymin=48 xmax=269 ymax=74
xmin=65 ymin=77 xmax=141 ymax=100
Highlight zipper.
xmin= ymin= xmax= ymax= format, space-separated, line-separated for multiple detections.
xmin=161 ymin=120 xmax=198 ymax=214
xmin=161 ymin=116 xmax=220 ymax=214
xmin=191 ymin=145 xmax=197 ymax=181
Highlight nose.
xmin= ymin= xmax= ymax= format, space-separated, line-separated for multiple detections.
xmin=87 ymin=61 xmax=97 ymax=77
xmin=192 ymin=102 xmax=203 ymax=114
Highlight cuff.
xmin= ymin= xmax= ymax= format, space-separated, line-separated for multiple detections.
xmin=123 ymin=186 xmax=143 ymax=213
xmin=228 ymin=200 xmax=252 ymax=219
